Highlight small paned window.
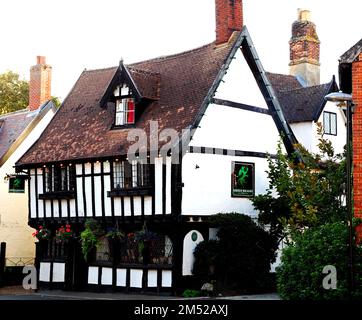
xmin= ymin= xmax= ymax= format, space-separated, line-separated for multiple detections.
xmin=113 ymin=161 xmax=150 ymax=189
xmin=323 ymin=112 xmax=337 ymax=135
xmin=115 ymin=98 xmax=135 ymax=126
xmin=45 ymin=165 xmax=75 ymax=193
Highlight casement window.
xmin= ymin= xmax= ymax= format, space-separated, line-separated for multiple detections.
xmin=115 ymin=98 xmax=135 ymax=126
xmin=323 ymin=111 xmax=337 ymax=135
xmin=45 ymin=164 xmax=76 ymax=193
xmin=113 ymin=161 xmax=150 ymax=189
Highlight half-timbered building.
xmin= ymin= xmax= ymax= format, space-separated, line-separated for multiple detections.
xmin=15 ymin=0 xmax=298 ymax=293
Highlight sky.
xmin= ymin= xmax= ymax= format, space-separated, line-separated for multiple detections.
xmin=0 ymin=0 xmax=361 ymax=101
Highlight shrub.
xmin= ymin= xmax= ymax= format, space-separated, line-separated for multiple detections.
xmin=182 ymin=289 xmax=201 ymax=298
xmin=276 ymin=222 xmax=362 ymax=300
xmin=193 ymin=213 xmax=277 ymax=293
xmin=80 ymin=219 xmax=104 ymax=261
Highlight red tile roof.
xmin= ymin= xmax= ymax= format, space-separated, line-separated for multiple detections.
xmin=17 ymin=35 xmax=238 ymax=166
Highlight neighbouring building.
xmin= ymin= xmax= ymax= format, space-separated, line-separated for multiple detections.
xmin=0 ymin=56 xmax=57 ymax=273
xmin=339 ymin=38 xmax=362 ymax=239
xmin=16 ymin=0 xmax=300 ymax=293
xmin=268 ymin=9 xmax=346 ymax=155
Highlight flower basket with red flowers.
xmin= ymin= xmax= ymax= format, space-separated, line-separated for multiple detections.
xmin=32 ymin=226 xmax=51 ymax=241
xmin=56 ymin=224 xmax=73 ymax=243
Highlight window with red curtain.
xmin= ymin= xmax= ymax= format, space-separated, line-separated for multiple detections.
xmin=126 ymin=99 xmax=135 ymax=124
xmin=115 ymin=98 xmax=135 ymax=126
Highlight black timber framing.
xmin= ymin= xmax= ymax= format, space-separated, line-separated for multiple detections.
xmin=188 ymin=146 xmax=277 ymax=159
xmin=187 ymin=26 xmax=298 ymax=158
xmin=212 ymin=98 xmax=271 ymax=115
xmin=110 ymin=161 xmax=115 ymax=220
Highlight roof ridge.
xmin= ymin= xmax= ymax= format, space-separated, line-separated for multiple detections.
xmin=129 ymin=41 xmax=218 ymax=66
xmin=127 ymin=66 xmax=161 ymax=77
xmin=83 ymin=66 xmax=118 ymax=73
xmin=278 ymin=82 xmax=330 ymax=94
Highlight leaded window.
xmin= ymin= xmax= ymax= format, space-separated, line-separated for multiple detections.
xmin=45 ymin=164 xmax=76 ymax=193
xmin=113 ymin=161 xmax=150 ymax=189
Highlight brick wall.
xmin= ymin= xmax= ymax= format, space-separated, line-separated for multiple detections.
xmin=215 ymin=0 xmax=243 ymax=45
xmin=289 ymin=20 xmax=320 ymax=65
xmin=353 ymin=53 xmax=362 ymax=241
xmin=29 ymin=56 xmax=52 ymax=111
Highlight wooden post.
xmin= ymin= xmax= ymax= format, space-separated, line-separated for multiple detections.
xmin=0 ymin=242 xmax=6 ymax=287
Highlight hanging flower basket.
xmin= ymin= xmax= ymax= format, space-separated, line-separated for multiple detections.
xmin=32 ymin=226 xmax=51 ymax=241
xmin=55 ymin=224 xmax=74 ymax=243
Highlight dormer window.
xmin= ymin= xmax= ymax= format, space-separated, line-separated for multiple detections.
xmin=115 ymin=98 xmax=135 ymax=126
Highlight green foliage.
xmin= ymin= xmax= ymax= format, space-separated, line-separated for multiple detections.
xmin=193 ymin=213 xmax=277 ymax=292
xmin=253 ymin=129 xmax=346 ymax=239
xmin=80 ymin=219 xmax=104 ymax=261
xmin=51 ymin=96 xmax=62 ymax=108
xmin=182 ymin=289 xmax=202 ymax=298
xmin=0 ymin=71 xmax=29 ymax=115
xmin=276 ymin=222 xmax=362 ymax=300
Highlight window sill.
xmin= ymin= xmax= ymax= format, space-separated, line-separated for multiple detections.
xmin=107 ymin=187 xmax=153 ymax=197
xmin=111 ymin=124 xmax=136 ymax=130
xmin=39 ymin=191 xmax=76 ymax=200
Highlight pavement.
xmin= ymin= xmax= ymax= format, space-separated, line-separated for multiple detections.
xmin=0 ymin=285 xmax=280 ymax=300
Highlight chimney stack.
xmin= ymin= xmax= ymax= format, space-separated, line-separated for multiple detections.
xmin=29 ymin=56 xmax=52 ymax=111
xmin=289 ymin=9 xmax=320 ymax=86
xmin=215 ymin=0 xmax=243 ymax=45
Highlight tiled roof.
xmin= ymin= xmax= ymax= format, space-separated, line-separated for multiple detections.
xmin=0 ymin=109 xmax=37 ymax=162
xmin=276 ymin=83 xmax=331 ymax=123
xmin=266 ymin=72 xmax=303 ymax=94
xmin=267 ymin=72 xmax=337 ymax=123
xmin=17 ymin=35 xmax=238 ymax=165
xmin=340 ymin=38 xmax=362 ymax=64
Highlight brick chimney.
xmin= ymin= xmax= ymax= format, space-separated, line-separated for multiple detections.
xmin=215 ymin=0 xmax=243 ymax=45
xmin=29 ymin=56 xmax=52 ymax=111
xmin=289 ymin=9 xmax=320 ymax=86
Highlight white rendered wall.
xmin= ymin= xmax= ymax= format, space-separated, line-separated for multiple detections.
xmin=316 ymin=101 xmax=346 ymax=155
xmin=290 ymin=122 xmax=314 ymax=152
xmin=182 ymin=153 xmax=270 ymax=216
xmin=214 ymin=49 xmax=268 ymax=109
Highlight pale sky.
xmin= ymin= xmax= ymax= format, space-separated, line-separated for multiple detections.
xmin=0 ymin=0 xmax=361 ymax=101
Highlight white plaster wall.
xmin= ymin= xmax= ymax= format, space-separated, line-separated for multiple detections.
xmin=290 ymin=122 xmax=314 ymax=152
xmin=130 ymin=269 xmax=143 ymax=288
xmin=148 ymin=270 xmax=158 ymax=287
xmin=316 ymin=101 xmax=346 ymax=155
xmin=116 ymin=268 xmax=127 ymax=287
xmin=88 ymin=266 xmax=99 ymax=284
xmin=161 ymin=270 xmax=172 ymax=287
xmin=182 ymin=230 xmax=204 ymax=276
xmin=52 ymin=262 xmax=65 ymax=282
xmin=39 ymin=262 xmax=51 ymax=282
xmin=214 ymin=49 xmax=268 ymax=109
xmin=0 ymin=108 xmax=55 ymax=262
xmin=190 ymin=104 xmax=280 ymax=153
xmin=154 ymin=157 xmax=163 ymax=215
xmin=101 ymin=267 xmax=113 ymax=285
xmin=182 ymin=153 xmax=270 ymax=217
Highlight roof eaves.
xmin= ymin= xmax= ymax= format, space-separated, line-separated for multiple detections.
xmin=2 ymin=101 xmax=56 ymax=168
xmin=312 ymin=76 xmax=339 ymax=121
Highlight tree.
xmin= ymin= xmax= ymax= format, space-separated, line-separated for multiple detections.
xmin=253 ymin=124 xmax=346 ymax=241
xmin=0 ymin=71 xmax=29 ymax=115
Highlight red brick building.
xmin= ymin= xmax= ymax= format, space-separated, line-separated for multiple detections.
xmin=339 ymin=39 xmax=362 ymax=240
